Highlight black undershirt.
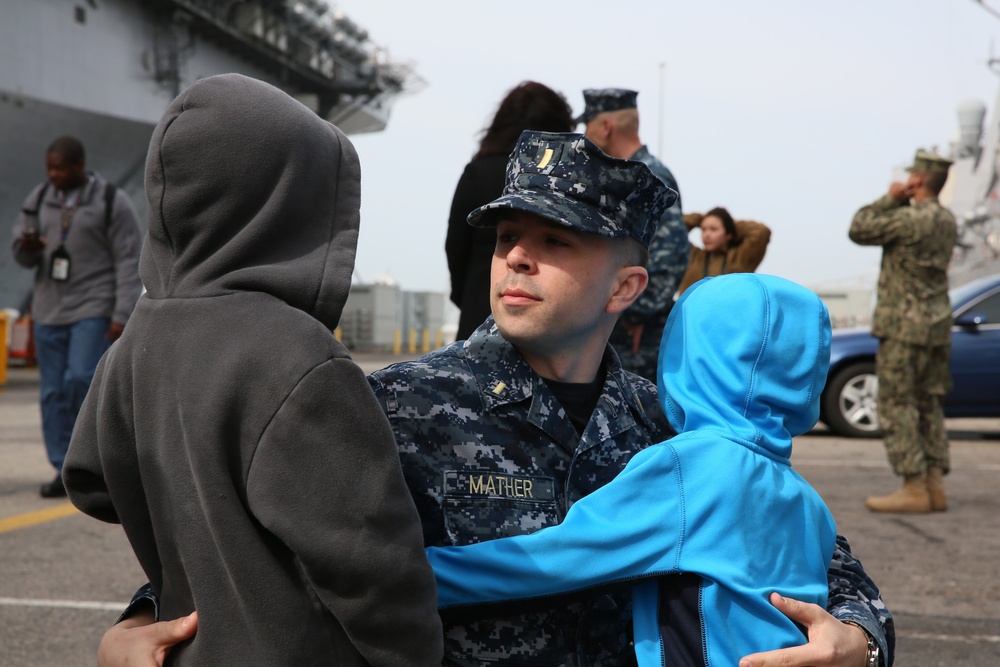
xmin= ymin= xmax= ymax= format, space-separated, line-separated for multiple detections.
xmin=542 ymin=365 xmax=607 ymax=436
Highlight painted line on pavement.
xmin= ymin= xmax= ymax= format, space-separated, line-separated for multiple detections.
xmin=0 ymin=597 xmax=122 ymax=611
xmin=794 ymin=460 xmax=1000 ymax=472
xmin=0 ymin=503 xmax=78 ymax=534
xmin=900 ymin=630 xmax=1000 ymax=644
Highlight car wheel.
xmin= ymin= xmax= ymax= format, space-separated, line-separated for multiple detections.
xmin=822 ymin=361 xmax=882 ymax=438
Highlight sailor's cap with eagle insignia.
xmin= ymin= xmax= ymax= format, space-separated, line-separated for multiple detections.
xmin=467 ymin=130 xmax=676 ymax=248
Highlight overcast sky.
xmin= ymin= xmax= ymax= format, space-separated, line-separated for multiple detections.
xmin=339 ymin=0 xmax=1000 ymax=297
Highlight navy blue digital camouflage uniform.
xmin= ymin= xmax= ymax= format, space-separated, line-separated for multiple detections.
xmin=369 ymin=319 xmax=667 ymax=666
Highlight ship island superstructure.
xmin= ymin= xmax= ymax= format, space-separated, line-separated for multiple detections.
xmin=946 ymin=74 xmax=1000 ymax=286
xmin=0 ymin=0 xmax=420 ymax=310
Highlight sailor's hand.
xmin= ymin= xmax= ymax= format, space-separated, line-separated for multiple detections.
xmin=888 ymin=181 xmax=914 ymax=202
xmin=738 ymin=593 xmax=868 ymax=667
xmin=98 ymin=610 xmax=197 ymax=667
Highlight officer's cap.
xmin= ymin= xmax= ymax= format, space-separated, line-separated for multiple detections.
xmin=467 ymin=130 xmax=677 ymax=249
xmin=906 ymin=149 xmax=953 ymax=174
xmin=575 ymin=88 xmax=638 ymax=125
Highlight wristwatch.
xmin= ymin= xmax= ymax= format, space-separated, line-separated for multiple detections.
xmin=844 ymin=621 xmax=881 ymax=667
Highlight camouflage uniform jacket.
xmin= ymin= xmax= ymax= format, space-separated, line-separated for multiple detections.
xmin=622 ymin=146 xmax=689 ymax=325
xmin=367 ymin=319 xmax=895 ymax=666
xmin=850 ymin=194 xmax=957 ymax=346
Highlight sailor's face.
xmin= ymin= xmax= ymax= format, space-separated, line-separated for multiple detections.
xmin=46 ymin=153 xmax=85 ymax=192
xmin=490 ymin=211 xmax=619 ymax=356
xmin=700 ymin=215 xmax=732 ymax=253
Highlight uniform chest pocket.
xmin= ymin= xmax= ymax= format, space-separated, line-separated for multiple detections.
xmin=442 ymin=470 xmax=562 ymax=545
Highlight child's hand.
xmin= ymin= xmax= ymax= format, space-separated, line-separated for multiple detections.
xmin=98 ymin=610 xmax=198 ymax=667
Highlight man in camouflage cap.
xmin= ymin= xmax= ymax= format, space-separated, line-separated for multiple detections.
xmin=578 ymin=88 xmax=690 ymax=382
xmin=368 ymin=130 xmax=891 ymax=666
xmin=850 ymin=148 xmax=957 ymax=514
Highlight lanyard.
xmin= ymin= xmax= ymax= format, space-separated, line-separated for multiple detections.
xmin=58 ymin=189 xmax=81 ymax=243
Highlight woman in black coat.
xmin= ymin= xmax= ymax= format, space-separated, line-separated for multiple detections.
xmin=445 ymin=81 xmax=574 ymax=340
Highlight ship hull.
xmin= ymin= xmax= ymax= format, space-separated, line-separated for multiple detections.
xmin=1 ymin=0 xmax=403 ymax=310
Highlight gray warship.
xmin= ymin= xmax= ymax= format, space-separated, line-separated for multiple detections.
xmin=947 ymin=65 xmax=1000 ymax=286
xmin=0 ymin=0 xmax=418 ymax=310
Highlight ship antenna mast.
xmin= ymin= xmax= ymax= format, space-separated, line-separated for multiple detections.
xmin=972 ymin=0 xmax=1000 ymax=20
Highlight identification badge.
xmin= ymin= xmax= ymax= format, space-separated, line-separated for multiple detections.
xmin=50 ymin=245 xmax=71 ymax=282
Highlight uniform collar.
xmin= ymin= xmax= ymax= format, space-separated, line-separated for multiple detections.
xmin=463 ymin=318 xmax=658 ymax=447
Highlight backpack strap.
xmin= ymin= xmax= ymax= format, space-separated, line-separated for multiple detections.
xmin=21 ymin=181 xmax=116 ymax=226
xmin=21 ymin=182 xmax=50 ymax=218
xmin=103 ymin=182 xmax=117 ymax=227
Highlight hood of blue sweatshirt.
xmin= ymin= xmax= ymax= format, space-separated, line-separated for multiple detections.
xmin=657 ymin=274 xmax=831 ymax=460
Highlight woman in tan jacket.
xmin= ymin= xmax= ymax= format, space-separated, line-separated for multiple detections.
xmin=677 ymin=207 xmax=771 ymax=295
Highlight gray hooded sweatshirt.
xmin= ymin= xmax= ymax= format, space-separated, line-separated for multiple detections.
xmin=64 ymin=74 xmax=443 ymax=665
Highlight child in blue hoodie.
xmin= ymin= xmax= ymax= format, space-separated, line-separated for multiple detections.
xmin=425 ymin=273 xmax=838 ymax=667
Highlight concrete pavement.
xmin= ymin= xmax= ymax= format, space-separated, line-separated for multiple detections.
xmin=1 ymin=362 xmax=999 ymax=665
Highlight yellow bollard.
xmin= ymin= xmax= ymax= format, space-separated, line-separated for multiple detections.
xmin=421 ymin=329 xmax=430 ymax=354
xmin=435 ymin=331 xmax=442 ymax=350
xmin=408 ymin=328 xmax=416 ymax=354
xmin=0 ymin=311 xmax=8 ymax=386
xmin=333 ymin=326 xmax=342 ymax=342
xmin=393 ymin=329 xmax=401 ymax=355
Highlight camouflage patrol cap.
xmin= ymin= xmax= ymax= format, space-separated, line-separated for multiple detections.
xmin=467 ymin=130 xmax=677 ymax=248
xmin=575 ymin=88 xmax=638 ymax=124
xmin=906 ymin=149 xmax=953 ymax=174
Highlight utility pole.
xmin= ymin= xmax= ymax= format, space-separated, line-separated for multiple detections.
xmin=658 ymin=61 xmax=666 ymax=157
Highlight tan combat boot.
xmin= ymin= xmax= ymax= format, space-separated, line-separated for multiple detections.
xmin=865 ymin=474 xmax=932 ymax=513
xmin=926 ymin=467 xmax=947 ymax=512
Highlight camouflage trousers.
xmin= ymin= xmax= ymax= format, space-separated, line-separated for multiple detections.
xmin=609 ymin=320 xmax=666 ymax=383
xmin=876 ymin=337 xmax=952 ymax=476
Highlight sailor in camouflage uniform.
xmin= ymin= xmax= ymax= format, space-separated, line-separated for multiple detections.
xmin=371 ymin=130 xmax=893 ymax=666
xmin=850 ymin=149 xmax=957 ymax=514
xmin=576 ymin=88 xmax=689 ymax=382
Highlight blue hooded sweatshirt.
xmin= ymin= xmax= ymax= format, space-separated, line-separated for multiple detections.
xmin=425 ymin=273 xmax=837 ymax=666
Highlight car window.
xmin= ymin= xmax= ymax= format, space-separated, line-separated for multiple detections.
xmin=957 ymin=290 xmax=1000 ymax=324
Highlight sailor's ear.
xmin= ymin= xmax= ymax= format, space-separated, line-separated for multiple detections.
xmin=607 ymin=266 xmax=647 ymax=315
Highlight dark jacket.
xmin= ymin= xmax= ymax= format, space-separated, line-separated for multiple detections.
xmin=63 ymin=74 xmax=442 ymax=666
xmin=445 ymin=153 xmax=508 ymax=340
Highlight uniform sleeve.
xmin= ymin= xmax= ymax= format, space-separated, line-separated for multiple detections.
xmin=445 ymin=163 xmax=481 ymax=309
xmin=106 ymin=190 xmax=144 ymax=325
xmin=825 ymin=535 xmax=894 ymax=665
xmin=427 ymin=444 xmax=684 ymax=608
xmin=728 ymin=220 xmax=771 ymax=273
xmin=247 ymin=358 xmax=442 ymax=667
xmin=849 ymin=195 xmax=914 ymax=247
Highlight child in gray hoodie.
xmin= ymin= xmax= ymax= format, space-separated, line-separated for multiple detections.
xmin=63 ymin=74 xmax=442 ymax=666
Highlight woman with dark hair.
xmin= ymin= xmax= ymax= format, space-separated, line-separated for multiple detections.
xmin=676 ymin=206 xmax=771 ymax=296
xmin=445 ymin=81 xmax=574 ymax=340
